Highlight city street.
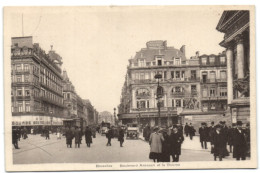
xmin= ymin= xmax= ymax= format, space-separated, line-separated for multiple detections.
xmin=13 ymin=133 xmax=238 ymax=164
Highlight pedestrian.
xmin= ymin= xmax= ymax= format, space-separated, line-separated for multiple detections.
xmin=149 ymin=126 xmax=164 ymax=162
xmin=45 ymin=128 xmax=50 ymax=140
xmin=189 ymin=124 xmax=196 ymax=140
xmin=17 ymin=127 xmax=21 ymax=141
xmin=12 ymin=127 xmax=20 ymax=149
xmin=118 ymin=126 xmax=125 ymax=147
xmin=212 ymin=124 xmax=226 ymax=161
xmin=92 ymin=127 xmax=96 ymax=138
xmin=169 ymin=125 xmax=184 ymax=162
xmin=221 ymin=121 xmax=229 ymax=157
xmin=57 ymin=127 xmax=61 ymax=140
xmin=21 ymin=127 xmax=24 ymax=139
xmin=23 ymin=127 xmax=28 ymax=139
xmin=65 ymin=127 xmax=74 ymax=148
xmin=233 ymin=121 xmax=247 ymax=160
xmin=227 ymin=124 xmax=236 ymax=153
xmin=199 ymin=122 xmax=208 ymax=149
xmin=85 ymin=126 xmax=92 ymax=147
xmin=245 ymin=123 xmax=250 ymax=157
xmin=184 ymin=123 xmax=189 ymax=137
xmin=31 ymin=128 xmax=34 ymax=135
xmin=106 ymin=126 xmax=113 ymax=146
xmin=160 ymin=129 xmax=171 ymax=162
xmin=74 ymin=127 xmax=81 ymax=148
xmin=208 ymin=121 xmax=215 ymax=154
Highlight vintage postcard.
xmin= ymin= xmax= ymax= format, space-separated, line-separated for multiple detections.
xmin=4 ymin=6 xmax=257 ymax=171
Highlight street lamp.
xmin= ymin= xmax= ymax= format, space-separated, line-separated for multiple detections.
xmin=113 ymin=108 xmax=116 ymax=125
xmin=155 ymin=73 xmax=163 ymax=127
xmin=50 ymin=110 xmax=53 ymax=132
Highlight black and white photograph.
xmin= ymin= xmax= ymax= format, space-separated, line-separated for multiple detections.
xmin=3 ymin=5 xmax=256 ymax=171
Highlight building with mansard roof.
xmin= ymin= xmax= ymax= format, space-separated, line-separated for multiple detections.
xmin=118 ymin=40 xmax=229 ymax=131
xmin=11 ymin=36 xmax=64 ymax=128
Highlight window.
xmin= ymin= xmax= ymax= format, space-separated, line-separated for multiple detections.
xmin=176 ymin=99 xmax=181 ymax=107
xmin=220 ymin=56 xmax=226 ymax=64
xmin=220 ymin=87 xmax=227 ymax=97
xmin=146 ymin=62 xmax=150 ymax=66
xmin=171 ymin=71 xmax=174 ymax=78
xmin=24 ymin=75 xmax=29 ymax=82
xmin=191 ymin=70 xmax=196 ymax=79
xmin=201 ymin=57 xmax=207 ymax=65
xmin=135 ymin=73 xmax=139 ymax=80
xmin=16 ymin=64 xmax=22 ymax=71
xmin=175 ymin=71 xmax=180 ymax=78
xmin=140 ymin=60 xmax=144 ymax=67
xmin=18 ymin=102 xmax=23 ymax=112
xmin=164 ymin=71 xmax=167 ymax=79
xmin=17 ymin=89 xmax=22 ymax=96
xmin=25 ymin=90 xmax=30 ymax=96
xmin=210 ymin=71 xmax=216 ymax=82
xmin=209 ymin=57 xmax=215 ymax=64
xmin=147 ymin=100 xmax=149 ymax=108
xmin=67 ymin=93 xmax=70 ymax=99
xmin=169 ymin=61 xmax=173 ymax=65
xmin=175 ymin=58 xmax=180 ymax=65
xmin=210 ymin=88 xmax=216 ymax=97
xmin=191 ymin=85 xmax=197 ymax=93
xmin=220 ymin=71 xmax=227 ymax=79
xmin=175 ymin=86 xmax=181 ymax=93
xmin=140 ymin=73 xmax=145 ymax=80
xmin=25 ymin=102 xmax=30 ymax=112
xmin=17 ymin=76 xmax=22 ymax=82
xmin=181 ymin=71 xmax=185 ymax=78
xmin=24 ymin=64 xmax=29 ymax=71
xmin=157 ymin=59 xmax=162 ymax=66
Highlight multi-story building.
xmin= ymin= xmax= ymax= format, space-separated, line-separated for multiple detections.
xmin=11 ymin=36 xmax=64 ymax=127
xmin=118 ymin=40 xmax=229 ymax=130
xmin=118 ymin=40 xmax=202 ymax=127
xmin=216 ymin=10 xmax=250 ymax=124
xmin=199 ymin=53 xmax=228 ymax=113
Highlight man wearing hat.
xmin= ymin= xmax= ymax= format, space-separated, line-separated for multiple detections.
xmin=199 ymin=122 xmax=208 ymax=149
xmin=169 ymin=125 xmax=184 ymax=162
xmin=208 ymin=121 xmax=215 ymax=154
xmin=233 ymin=121 xmax=247 ymax=160
xmin=227 ymin=123 xmax=236 ymax=153
xmin=221 ymin=121 xmax=229 ymax=157
xmin=211 ymin=124 xmax=226 ymax=161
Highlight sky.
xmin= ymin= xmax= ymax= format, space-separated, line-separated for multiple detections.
xmin=6 ymin=6 xmax=225 ymax=113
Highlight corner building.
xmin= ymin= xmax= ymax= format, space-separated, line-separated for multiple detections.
xmin=11 ymin=36 xmax=64 ymax=128
xmin=118 ymin=41 xmax=201 ymax=127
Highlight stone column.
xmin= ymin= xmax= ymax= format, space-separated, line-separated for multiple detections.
xmin=236 ymin=35 xmax=245 ymax=79
xmin=226 ymin=47 xmax=233 ymax=104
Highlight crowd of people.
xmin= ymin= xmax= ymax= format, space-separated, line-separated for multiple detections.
xmin=144 ymin=120 xmax=250 ymax=162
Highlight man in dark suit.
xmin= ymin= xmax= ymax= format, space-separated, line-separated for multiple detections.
xmin=12 ymin=127 xmax=20 ymax=149
xmin=106 ymin=127 xmax=113 ymax=146
xmin=233 ymin=121 xmax=247 ymax=160
xmin=169 ymin=125 xmax=184 ymax=162
xmin=184 ymin=123 xmax=189 ymax=137
xmin=212 ymin=124 xmax=226 ymax=161
xmin=199 ymin=122 xmax=208 ymax=149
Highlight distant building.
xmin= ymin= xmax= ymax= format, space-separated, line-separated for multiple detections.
xmin=216 ymin=10 xmax=250 ymax=124
xmin=98 ymin=111 xmax=114 ymax=124
xmin=11 ymin=36 xmax=64 ymax=127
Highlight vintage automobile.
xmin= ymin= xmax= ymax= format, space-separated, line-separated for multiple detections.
xmin=126 ymin=123 xmax=139 ymax=139
xmin=101 ymin=122 xmax=110 ymax=135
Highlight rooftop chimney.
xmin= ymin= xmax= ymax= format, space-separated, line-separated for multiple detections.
xmin=196 ymin=51 xmax=200 ymax=57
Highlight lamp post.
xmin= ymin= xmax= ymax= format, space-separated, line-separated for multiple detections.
xmin=50 ymin=110 xmax=53 ymax=132
xmin=113 ymin=108 xmax=116 ymax=125
xmin=155 ymin=73 xmax=163 ymax=127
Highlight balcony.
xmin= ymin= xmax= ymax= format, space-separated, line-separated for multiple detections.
xmin=201 ymin=79 xmax=217 ymax=83
xmin=171 ymin=92 xmax=185 ymax=97
xmin=201 ymin=96 xmax=227 ymax=101
xmin=15 ymin=69 xmax=31 ymax=74
xmin=13 ymin=95 xmax=31 ymax=100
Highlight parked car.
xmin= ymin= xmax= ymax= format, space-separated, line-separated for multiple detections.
xmin=126 ymin=123 xmax=139 ymax=139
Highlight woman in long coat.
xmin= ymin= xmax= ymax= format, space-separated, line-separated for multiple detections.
xmin=160 ymin=129 xmax=171 ymax=162
xmin=66 ymin=127 xmax=74 ymax=148
xmin=85 ymin=126 xmax=92 ymax=147
xmin=149 ymin=127 xmax=164 ymax=162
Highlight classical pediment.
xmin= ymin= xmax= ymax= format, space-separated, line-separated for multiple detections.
xmin=216 ymin=11 xmax=239 ymax=32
